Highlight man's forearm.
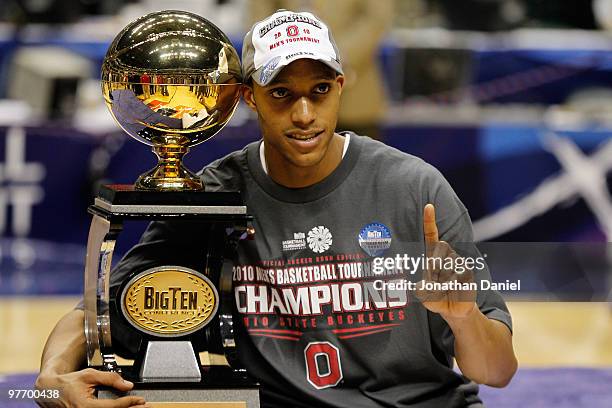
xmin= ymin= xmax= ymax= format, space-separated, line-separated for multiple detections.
xmin=36 ymin=309 xmax=144 ymax=407
xmin=444 ymin=306 xmax=517 ymax=387
xmin=39 ymin=309 xmax=87 ymax=376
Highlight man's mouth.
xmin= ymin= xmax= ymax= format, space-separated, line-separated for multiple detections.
xmin=287 ymin=130 xmax=323 ymax=141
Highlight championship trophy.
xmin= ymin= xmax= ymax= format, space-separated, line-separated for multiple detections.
xmin=83 ymin=10 xmax=259 ymax=407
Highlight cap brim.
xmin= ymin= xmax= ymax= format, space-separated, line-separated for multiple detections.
xmin=252 ymin=56 xmax=343 ymax=86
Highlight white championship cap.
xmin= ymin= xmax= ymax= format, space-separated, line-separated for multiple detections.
xmin=242 ymin=9 xmax=343 ymax=86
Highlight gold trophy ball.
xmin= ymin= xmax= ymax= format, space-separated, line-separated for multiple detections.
xmin=101 ymin=10 xmax=242 ymax=190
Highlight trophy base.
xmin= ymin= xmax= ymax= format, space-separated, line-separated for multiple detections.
xmin=97 ymin=366 xmax=260 ymax=407
xmin=98 ymin=388 xmax=259 ymax=407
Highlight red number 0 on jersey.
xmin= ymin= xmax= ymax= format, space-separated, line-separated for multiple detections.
xmin=304 ymin=342 xmax=343 ymax=389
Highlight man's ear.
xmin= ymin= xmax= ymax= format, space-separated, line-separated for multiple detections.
xmin=241 ymin=84 xmax=257 ymax=112
xmin=336 ymin=74 xmax=345 ymax=96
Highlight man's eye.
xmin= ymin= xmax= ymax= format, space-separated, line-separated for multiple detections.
xmin=270 ymin=88 xmax=289 ymax=98
xmin=314 ymin=83 xmax=331 ymax=94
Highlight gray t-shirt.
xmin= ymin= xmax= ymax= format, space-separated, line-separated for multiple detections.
xmin=106 ymin=133 xmax=512 ymax=407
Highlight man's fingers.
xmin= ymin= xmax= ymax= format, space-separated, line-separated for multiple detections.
xmin=111 ymin=377 xmax=134 ymax=392
xmin=414 ymin=279 xmax=444 ymax=303
xmin=83 ymin=370 xmax=146 ymax=408
xmin=435 ymin=242 xmax=458 ymax=282
xmin=424 ymin=240 xmax=451 ymax=282
xmin=82 ymin=369 xmax=134 ymax=391
xmin=423 ymin=203 xmax=439 ymax=244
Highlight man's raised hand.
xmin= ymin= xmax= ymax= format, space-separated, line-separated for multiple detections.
xmin=417 ymin=204 xmax=476 ymax=319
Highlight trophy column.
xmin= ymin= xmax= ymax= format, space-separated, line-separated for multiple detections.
xmin=84 ymin=185 xmax=259 ymax=407
xmin=84 ymin=213 xmax=122 ymax=371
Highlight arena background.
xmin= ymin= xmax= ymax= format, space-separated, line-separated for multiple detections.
xmin=0 ymin=0 xmax=611 ymax=407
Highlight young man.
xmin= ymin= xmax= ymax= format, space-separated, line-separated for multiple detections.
xmin=36 ymin=10 xmax=516 ymax=408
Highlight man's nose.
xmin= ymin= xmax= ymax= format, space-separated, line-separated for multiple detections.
xmin=291 ymin=97 xmax=316 ymax=128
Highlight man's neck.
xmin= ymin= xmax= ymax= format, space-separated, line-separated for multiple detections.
xmin=263 ymin=133 xmax=346 ymax=188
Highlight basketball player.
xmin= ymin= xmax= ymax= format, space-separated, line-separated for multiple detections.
xmin=36 ymin=10 xmax=517 ymax=408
